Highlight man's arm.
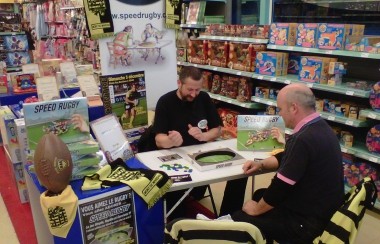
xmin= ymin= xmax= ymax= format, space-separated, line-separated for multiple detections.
xmin=155 ymin=131 xmax=183 ymax=149
xmin=188 ymin=125 xmax=221 ymax=142
xmin=242 ymin=155 xmax=279 ymax=175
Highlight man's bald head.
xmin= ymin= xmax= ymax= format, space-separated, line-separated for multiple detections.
xmin=279 ymin=83 xmax=316 ymax=112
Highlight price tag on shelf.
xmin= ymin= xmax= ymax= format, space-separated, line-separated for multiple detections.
xmin=212 ymin=36 xmax=216 ymax=40
xmin=341 ymin=148 xmax=348 ymax=153
xmin=11 ymin=33 xmax=16 ymax=36
xmin=325 ymin=50 xmax=333 ymax=54
xmin=241 ymin=104 xmax=246 ymax=107
xmin=258 ymin=76 xmax=263 ymax=80
xmin=267 ymin=101 xmax=273 ymax=106
xmin=243 ymin=38 xmax=248 ymax=42
xmin=237 ymin=71 xmax=242 ymax=75
xmin=368 ymin=113 xmax=377 ymax=119
xmin=345 ymin=120 xmax=354 ymax=126
xmin=302 ymin=48 xmax=310 ymax=52
xmin=187 ymin=24 xmax=192 ymax=27
xmin=213 ymin=67 xmax=218 ymax=71
xmin=234 ymin=38 xmax=238 ymax=41
xmin=254 ymin=98 xmax=261 ymax=103
xmin=193 ymin=64 xmax=197 ymax=67
xmin=227 ymin=37 xmax=231 ymax=40
xmin=307 ymin=83 xmax=313 ymax=88
xmin=284 ymin=80 xmax=291 ymax=84
xmin=369 ymin=157 xmax=378 ymax=163
xmin=270 ymin=77 xmax=277 ymax=81
xmin=217 ymin=97 xmax=222 ymax=100
xmin=287 ymin=46 xmax=294 ymax=51
xmin=361 ymin=53 xmax=369 ymax=58
xmin=227 ymin=100 xmax=232 ymax=103
xmin=346 ymin=90 xmax=354 ymax=96
xmin=327 ymin=116 xmax=335 ymax=121
xmin=177 ymin=61 xmax=180 ymax=65
xmin=272 ymin=45 xmax=277 ymax=49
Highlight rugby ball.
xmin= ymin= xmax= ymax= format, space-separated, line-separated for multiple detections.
xmin=34 ymin=133 xmax=73 ymax=194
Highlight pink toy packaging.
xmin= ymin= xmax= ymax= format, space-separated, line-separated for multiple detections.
xmin=316 ymin=23 xmax=350 ymax=50
xmin=296 ymin=23 xmax=318 ymax=48
xmin=268 ymin=23 xmax=297 ymax=46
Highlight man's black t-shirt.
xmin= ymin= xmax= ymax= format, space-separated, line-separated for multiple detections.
xmin=153 ymin=90 xmax=222 ymax=147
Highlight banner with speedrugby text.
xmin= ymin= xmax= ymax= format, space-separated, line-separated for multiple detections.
xmin=99 ymin=0 xmax=177 ymax=109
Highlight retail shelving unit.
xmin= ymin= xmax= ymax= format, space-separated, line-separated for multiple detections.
xmin=273 ymin=0 xmax=380 ymax=35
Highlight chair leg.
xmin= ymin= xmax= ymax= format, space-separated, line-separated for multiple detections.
xmin=207 ymin=185 xmax=218 ymax=218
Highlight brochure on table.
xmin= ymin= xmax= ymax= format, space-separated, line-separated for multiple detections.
xmin=90 ymin=114 xmax=133 ymax=163
xmin=36 ymin=76 xmax=60 ymax=101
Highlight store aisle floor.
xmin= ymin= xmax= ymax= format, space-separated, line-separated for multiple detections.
xmin=0 ymin=194 xmax=19 ymax=244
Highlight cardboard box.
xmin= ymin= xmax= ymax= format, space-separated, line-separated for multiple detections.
xmin=226 ymin=76 xmax=239 ymax=99
xmin=295 ymin=23 xmax=318 ymax=48
xmin=236 ymin=77 xmax=252 ymax=102
xmin=14 ymin=118 xmax=28 ymax=166
xmin=268 ymin=23 xmax=297 ymax=46
xmin=299 ymin=56 xmax=337 ymax=84
xmin=345 ymin=36 xmax=380 ymax=53
xmin=219 ymin=75 xmax=229 ymax=96
xmin=207 ymin=41 xmax=228 ymax=67
xmin=187 ymin=40 xmax=208 ymax=64
xmin=315 ymin=98 xmax=324 ymax=112
xmin=4 ymin=148 xmax=28 ymax=203
xmin=210 ymin=74 xmax=222 ymax=94
xmin=288 ymin=52 xmax=302 ymax=74
xmin=0 ymin=112 xmax=21 ymax=163
xmin=341 ymin=131 xmax=353 ymax=147
xmin=255 ymin=51 xmax=288 ymax=76
xmin=316 ymin=23 xmax=350 ymax=50
xmin=218 ymin=108 xmax=239 ymax=139
xmin=228 ymin=42 xmax=255 ymax=72
xmin=202 ymin=71 xmax=212 ymax=92
xmin=254 ymin=86 xmax=269 ymax=98
xmin=349 ymin=24 xmax=365 ymax=36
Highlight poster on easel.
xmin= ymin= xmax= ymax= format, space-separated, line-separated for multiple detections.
xmin=78 ymin=187 xmax=138 ymax=244
xmin=100 ymin=71 xmax=148 ymax=129
xmin=98 ymin=0 xmax=177 ymax=109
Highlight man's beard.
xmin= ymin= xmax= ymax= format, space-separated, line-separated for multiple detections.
xmin=179 ymin=87 xmax=197 ymax=102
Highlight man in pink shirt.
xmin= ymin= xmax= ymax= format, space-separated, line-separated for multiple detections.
xmin=232 ymin=83 xmax=344 ymax=244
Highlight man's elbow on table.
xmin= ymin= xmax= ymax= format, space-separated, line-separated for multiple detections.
xmin=155 ymin=132 xmax=183 ymax=149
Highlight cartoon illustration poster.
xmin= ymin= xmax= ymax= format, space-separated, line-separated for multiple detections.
xmin=99 ymin=0 xmax=177 ymax=109
xmin=237 ymin=115 xmax=286 ymax=151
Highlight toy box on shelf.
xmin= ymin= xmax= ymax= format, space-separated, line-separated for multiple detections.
xmin=299 ymin=56 xmax=337 ymax=84
xmin=295 ymin=23 xmax=318 ymax=48
xmin=255 ymin=51 xmax=288 ymax=76
xmin=268 ymin=23 xmax=297 ymax=46
xmin=316 ymin=23 xmax=350 ymax=50
xmin=9 ymin=73 xmax=37 ymax=94
xmin=345 ymin=36 xmax=380 ymax=53
xmin=228 ymin=42 xmax=266 ymax=72
xmin=218 ymin=108 xmax=239 ymax=140
xmin=188 ymin=39 xmax=208 ymax=64
xmin=207 ymin=40 xmax=228 ymax=67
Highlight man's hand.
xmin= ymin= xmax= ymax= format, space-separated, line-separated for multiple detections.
xmin=188 ymin=124 xmax=204 ymax=141
xmin=168 ymin=130 xmax=183 ymax=147
xmin=71 ymin=114 xmax=89 ymax=133
xmin=242 ymin=200 xmax=259 ymax=216
xmin=242 ymin=160 xmax=262 ymax=175
xmin=271 ymin=127 xmax=285 ymax=144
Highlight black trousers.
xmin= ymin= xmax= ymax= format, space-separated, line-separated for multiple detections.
xmin=231 ymin=189 xmax=326 ymax=244
xmin=166 ymin=177 xmax=248 ymax=220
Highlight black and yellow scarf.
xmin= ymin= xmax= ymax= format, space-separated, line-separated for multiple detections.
xmin=82 ymin=158 xmax=172 ymax=209
xmin=83 ymin=0 xmax=114 ymax=40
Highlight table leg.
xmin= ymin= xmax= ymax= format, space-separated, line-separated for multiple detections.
xmin=155 ymin=48 xmax=162 ymax=64
xmin=165 ymin=187 xmax=193 ymax=223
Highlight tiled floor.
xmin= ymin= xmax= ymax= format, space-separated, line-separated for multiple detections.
xmin=0 ymin=194 xmax=19 ymax=244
